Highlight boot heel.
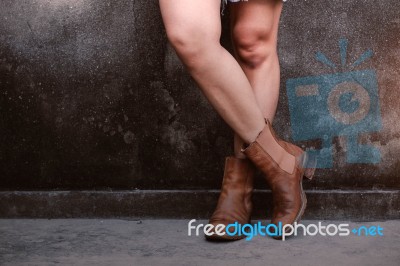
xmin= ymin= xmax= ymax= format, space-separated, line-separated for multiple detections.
xmin=304 ymin=167 xmax=316 ymax=180
xmin=300 ymin=151 xmax=316 ymax=180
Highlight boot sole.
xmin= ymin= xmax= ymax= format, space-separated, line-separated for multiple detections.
xmin=204 ymin=218 xmax=253 ymax=242
xmin=205 ymin=234 xmax=246 ymax=242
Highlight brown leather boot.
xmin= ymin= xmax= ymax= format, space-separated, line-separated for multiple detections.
xmin=242 ymin=119 xmax=315 ymax=240
xmin=206 ymin=156 xmax=255 ymax=241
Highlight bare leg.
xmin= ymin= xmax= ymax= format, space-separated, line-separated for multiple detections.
xmin=159 ymin=0 xmax=265 ymax=144
xmin=226 ymin=3 xmax=314 ymax=234
xmin=229 ymin=0 xmax=283 ymax=158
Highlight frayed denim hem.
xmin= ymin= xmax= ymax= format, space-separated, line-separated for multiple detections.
xmin=221 ymin=0 xmax=286 ymax=15
xmin=221 ymin=0 xmax=248 ymax=15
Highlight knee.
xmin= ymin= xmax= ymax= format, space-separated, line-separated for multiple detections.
xmin=166 ymin=27 xmax=196 ymax=55
xmin=165 ymin=25 xmax=220 ymax=69
xmin=232 ymin=23 xmax=277 ymax=69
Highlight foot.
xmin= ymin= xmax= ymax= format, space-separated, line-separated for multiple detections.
xmin=241 ymin=119 xmax=315 ymax=240
xmin=206 ymin=156 xmax=255 ymax=241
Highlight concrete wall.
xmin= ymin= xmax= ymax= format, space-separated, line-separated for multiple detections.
xmin=0 ymin=0 xmax=399 ymax=218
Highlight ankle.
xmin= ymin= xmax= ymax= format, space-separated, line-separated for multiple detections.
xmin=233 ymin=152 xmax=247 ymax=160
xmin=233 ymin=134 xmax=251 ymax=159
xmin=238 ymin=117 xmax=266 ymax=145
xmin=243 ymin=118 xmax=296 ymax=174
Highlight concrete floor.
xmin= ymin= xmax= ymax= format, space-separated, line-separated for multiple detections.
xmin=0 ymin=219 xmax=399 ymax=266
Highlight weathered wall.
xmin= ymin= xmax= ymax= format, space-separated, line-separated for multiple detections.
xmin=0 ymin=0 xmax=399 ymax=192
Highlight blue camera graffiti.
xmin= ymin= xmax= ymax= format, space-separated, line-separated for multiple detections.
xmin=286 ymin=39 xmax=382 ymax=168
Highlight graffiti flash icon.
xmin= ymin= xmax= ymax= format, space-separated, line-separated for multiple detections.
xmin=286 ymin=39 xmax=382 ymax=168
xmin=327 ymin=81 xmax=371 ymax=125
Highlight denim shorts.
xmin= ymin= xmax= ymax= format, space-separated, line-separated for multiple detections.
xmin=222 ymin=0 xmax=287 ymax=14
xmin=224 ymin=0 xmax=287 ymax=3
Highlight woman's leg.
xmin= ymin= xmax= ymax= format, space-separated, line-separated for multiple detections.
xmin=159 ymin=0 xmax=266 ymax=144
xmin=229 ymin=0 xmax=283 ymax=158
xmin=159 ymin=0 xmax=266 ymax=241
xmin=226 ymin=1 xmax=316 ymax=239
